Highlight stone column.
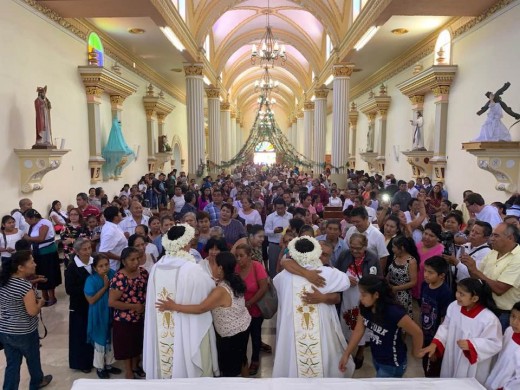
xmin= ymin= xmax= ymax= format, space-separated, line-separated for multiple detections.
xmin=303 ymin=102 xmax=315 ymax=160
xmin=291 ymin=117 xmax=297 ymax=152
xmin=376 ymin=109 xmax=388 ymax=174
xmin=230 ymin=110 xmax=237 ymax=159
xmin=184 ymin=63 xmax=206 ymax=177
xmin=348 ymin=102 xmax=359 ymax=169
xmin=296 ymin=112 xmax=304 ymax=158
xmin=85 ymin=86 xmax=105 ymax=183
xmin=314 ymin=86 xmax=329 ymax=172
xmin=205 ymin=86 xmax=221 ymax=171
xmin=236 ymin=113 xmax=242 ymax=155
xmin=110 ymin=95 xmax=125 ymax=122
xmin=144 ymin=107 xmax=157 ymax=172
xmin=331 ymin=64 xmax=354 ymax=172
xmin=220 ymin=101 xmax=231 ymax=162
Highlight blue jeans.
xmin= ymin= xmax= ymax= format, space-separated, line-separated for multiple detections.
xmin=373 ymin=359 xmax=407 ymax=378
xmin=498 ymin=312 xmax=511 ymax=333
xmin=0 ymin=330 xmax=44 ymax=390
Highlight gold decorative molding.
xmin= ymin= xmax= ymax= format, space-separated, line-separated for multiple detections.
xmin=409 ymin=95 xmax=425 ymax=105
xmin=401 ymin=150 xmax=434 ymax=179
xmin=462 ymin=142 xmax=520 ymax=193
xmin=220 ymin=102 xmax=231 ymax=111
xmin=85 ymin=86 xmax=104 ymax=97
xmin=303 ymin=101 xmax=315 ymax=110
xmin=297 ymin=111 xmax=304 ymax=119
xmin=332 ymin=63 xmax=355 ymax=78
xmin=397 ymin=65 xmax=458 ymax=98
xmin=143 ymin=92 xmax=176 ymax=120
xmin=230 ymin=111 xmax=237 ymax=119
xmin=205 ymin=87 xmax=220 ymax=99
xmin=78 ymin=66 xmax=137 ymax=99
xmin=184 ymin=63 xmax=204 ymax=77
xmin=358 ymin=91 xmax=391 ymax=119
xmin=315 ymin=86 xmax=329 ymax=99
xmin=13 ymin=149 xmax=70 ymax=193
xmin=432 ymin=86 xmax=451 ymax=97
xmin=292 ymin=117 xmax=297 ymax=124
xmin=110 ymin=95 xmax=125 ymax=105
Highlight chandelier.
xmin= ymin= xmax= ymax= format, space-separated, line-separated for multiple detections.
xmin=251 ymin=0 xmax=287 ymax=67
xmin=254 ymin=66 xmax=279 ymax=93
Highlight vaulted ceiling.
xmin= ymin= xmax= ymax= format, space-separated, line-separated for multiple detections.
xmin=41 ymin=0 xmax=501 ymax=130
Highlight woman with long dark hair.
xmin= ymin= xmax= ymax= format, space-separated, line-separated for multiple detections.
xmin=23 ymin=209 xmax=61 ymax=306
xmin=0 ymin=251 xmax=52 ymax=389
xmin=157 ymin=251 xmax=251 ymax=377
xmin=0 ymin=215 xmax=24 ymax=269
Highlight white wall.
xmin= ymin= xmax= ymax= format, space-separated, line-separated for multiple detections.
xmin=352 ymin=1 xmax=520 ymax=205
xmin=0 ymin=0 xmax=187 ymax=215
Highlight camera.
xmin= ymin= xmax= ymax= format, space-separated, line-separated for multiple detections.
xmin=440 ymin=231 xmax=455 ymax=256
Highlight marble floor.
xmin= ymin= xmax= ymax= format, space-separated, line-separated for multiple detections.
xmin=0 ymin=282 xmax=424 ymax=389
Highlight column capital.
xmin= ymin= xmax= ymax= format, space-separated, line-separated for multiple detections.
xmin=292 ymin=117 xmax=297 ymax=124
xmin=409 ymin=95 xmax=425 ymax=105
xmin=332 ymin=63 xmax=355 ymax=78
xmin=368 ymin=112 xmax=377 ymax=122
xmin=230 ymin=110 xmax=237 ymax=119
xmin=303 ymin=101 xmax=315 ymax=110
xmin=110 ymin=95 xmax=125 ymax=105
xmin=315 ymin=85 xmax=329 ymax=99
xmin=157 ymin=113 xmax=166 ymax=124
xmin=297 ymin=111 xmax=304 ymax=119
xmin=85 ymin=86 xmax=104 ymax=97
xmin=205 ymin=86 xmax=220 ymax=99
xmin=432 ymin=85 xmax=451 ymax=97
xmin=220 ymin=102 xmax=231 ymax=111
xmin=184 ymin=63 xmax=204 ymax=77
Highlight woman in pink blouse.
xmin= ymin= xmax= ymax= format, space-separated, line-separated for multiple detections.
xmin=412 ymin=222 xmax=444 ymax=299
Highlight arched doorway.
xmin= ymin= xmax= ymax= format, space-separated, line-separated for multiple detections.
xmin=254 ymin=141 xmax=276 ymax=165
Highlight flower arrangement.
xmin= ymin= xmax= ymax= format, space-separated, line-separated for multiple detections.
xmin=162 ymin=223 xmax=196 ymax=262
xmin=287 ymin=236 xmax=323 ymax=268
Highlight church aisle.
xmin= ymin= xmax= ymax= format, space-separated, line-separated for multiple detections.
xmin=0 ymin=279 xmax=424 ymax=388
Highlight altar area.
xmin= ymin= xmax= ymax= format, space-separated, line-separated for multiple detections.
xmin=72 ymin=377 xmax=484 ymax=390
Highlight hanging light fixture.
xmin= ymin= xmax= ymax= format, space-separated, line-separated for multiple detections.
xmin=251 ymin=0 xmax=287 ymax=67
xmin=254 ymin=66 xmax=279 ymax=93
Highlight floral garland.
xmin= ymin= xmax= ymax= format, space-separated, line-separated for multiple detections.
xmin=162 ymin=223 xmax=195 ymax=261
xmin=287 ymin=236 xmax=323 ymax=268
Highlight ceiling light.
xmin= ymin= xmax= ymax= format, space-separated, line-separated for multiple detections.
xmin=354 ymin=26 xmax=379 ymax=51
xmin=160 ymin=26 xmax=185 ymax=52
xmin=251 ymin=0 xmax=286 ymax=67
xmin=128 ymin=28 xmax=145 ymax=34
xmin=391 ymin=28 xmax=409 ymax=35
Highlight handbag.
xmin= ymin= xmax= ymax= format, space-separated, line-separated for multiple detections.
xmin=252 ymin=262 xmax=278 ymax=319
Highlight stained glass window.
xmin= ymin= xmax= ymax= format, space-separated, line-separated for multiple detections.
xmin=88 ymin=32 xmax=104 ymax=67
xmin=255 ymin=141 xmax=275 ymax=152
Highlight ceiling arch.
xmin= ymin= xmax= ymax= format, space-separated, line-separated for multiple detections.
xmin=193 ymin=0 xmax=342 ymax=47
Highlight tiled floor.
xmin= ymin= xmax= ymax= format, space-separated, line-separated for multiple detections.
xmin=0 ymin=281 xmax=424 ymax=389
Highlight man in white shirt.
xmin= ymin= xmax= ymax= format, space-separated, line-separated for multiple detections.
xmin=12 ymin=198 xmax=32 ymax=234
xmin=265 ymin=198 xmax=293 ymax=278
xmin=465 ymin=192 xmax=503 ymax=228
xmin=407 ymin=180 xmax=419 ymax=198
xmin=99 ymin=206 xmax=128 ymax=271
xmin=343 ymin=206 xmax=389 ymax=268
xmin=444 ymin=221 xmax=492 ymax=282
xmin=171 ymin=185 xmax=186 ymax=217
xmin=119 ymin=200 xmax=150 ymax=237
xmin=342 ymin=189 xmax=358 ymax=211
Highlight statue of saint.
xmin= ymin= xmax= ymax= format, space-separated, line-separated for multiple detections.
xmin=34 ymin=86 xmax=53 ymax=147
xmin=410 ymin=111 xmax=425 ymax=150
xmin=366 ymin=122 xmax=374 ymax=152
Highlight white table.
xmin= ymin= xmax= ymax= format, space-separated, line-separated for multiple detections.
xmin=72 ymin=377 xmax=485 ymax=390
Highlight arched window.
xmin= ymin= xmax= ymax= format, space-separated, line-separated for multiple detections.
xmin=173 ymin=0 xmax=186 ymax=21
xmin=204 ymin=34 xmax=211 ymax=61
xmin=434 ymin=29 xmax=451 ymax=65
xmin=325 ymin=34 xmax=333 ymax=60
xmin=353 ymin=0 xmax=369 ymax=22
xmin=88 ymin=32 xmax=104 ymax=66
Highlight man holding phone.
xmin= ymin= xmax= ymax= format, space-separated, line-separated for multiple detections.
xmin=265 ymin=198 xmax=292 ymax=278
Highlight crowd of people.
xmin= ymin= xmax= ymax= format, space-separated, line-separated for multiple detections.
xmin=0 ymin=165 xmax=520 ymax=389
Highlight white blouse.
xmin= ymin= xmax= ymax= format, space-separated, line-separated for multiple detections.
xmin=0 ymin=230 xmax=25 ymax=258
xmin=211 ymin=282 xmax=251 ymax=337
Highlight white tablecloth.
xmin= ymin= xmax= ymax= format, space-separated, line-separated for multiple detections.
xmin=71 ymin=377 xmax=485 ymax=390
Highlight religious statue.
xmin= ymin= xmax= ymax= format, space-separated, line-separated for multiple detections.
xmin=410 ymin=111 xmax=425 ymax=150
xmin=473 ymin=82 xmax=519 ymax=142
xmin=366 ymin=122 xmax=374 ymax=152
xmin=34 ymin=86 xmax=54 ymax=148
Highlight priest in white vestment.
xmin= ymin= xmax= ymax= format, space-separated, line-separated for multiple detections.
xmin=273 ymin=236 xmax=355 ymax=378
xmin=143 ymin=224 xmax=219 ymax=379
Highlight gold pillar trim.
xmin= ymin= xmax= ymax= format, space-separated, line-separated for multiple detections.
xmin=367 ymin=112 xmax=377 ymax=122
xmin=85 ymin=86 xmax=104 ymax=97
xmin=145 ymin=109 xmax=155 ymax=120
xmin=230 ymin=111 xmax=236 ymax=119
xmin=332 ymin=63 xmax=355 ymax=78
xmin=110 ymin=95 xmax=125 ymax=105
xmin=303 ymin=101 xmax=315 ymax=110
xmin=432 ymin=86 xmax=451 ymax=97
xmin=397 ymin=65 xmax=457 ymax=98
xmin=401 ymin=150 xmax=434 ymax=179
xmin=315 ymin=86 xmax=329 ymax=99
xmin=157 ymin=113 xmax=166 ymax=124
xmin=205 ymin=87 xmax=220 ymax=99
xmin=349 ymin=110 xmax=359 ymax=127
xmin=220 ymin=102 xmax=231 ymax=111
xmin=292 ymin=117 xmax=297 ymax=124
xmin=184 ymin=63 xmax=204 ymax=77
xmin=297 ymin=111 xmax=304 ymax=119
xmin=378 ymin=109 xmax=388 ymax=119
xmin=409 ymin=95 xmax=425 ymax=105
